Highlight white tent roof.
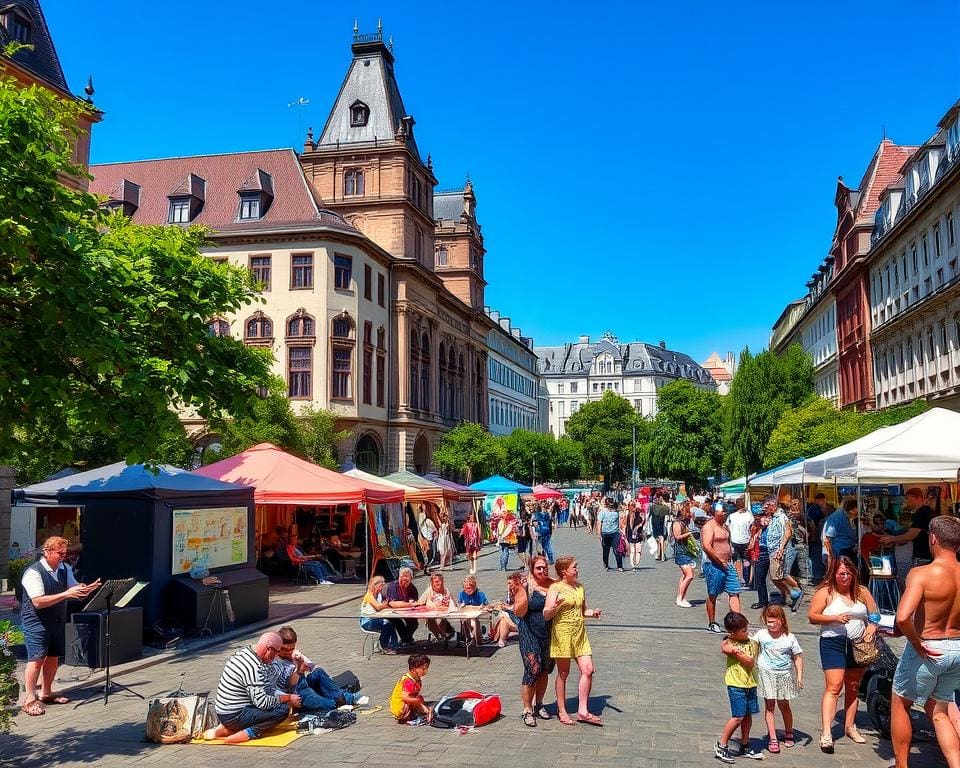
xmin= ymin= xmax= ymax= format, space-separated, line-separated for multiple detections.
xmin=803 ymin=408 xmax=960 ymax=483
xmin=748 ymin=458 xmax=830 ymax=488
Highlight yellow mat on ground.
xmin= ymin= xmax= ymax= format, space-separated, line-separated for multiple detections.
xmin=191 ymin=720 xmax=304 ymax=748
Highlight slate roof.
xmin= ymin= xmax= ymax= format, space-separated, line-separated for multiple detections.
xmin=533 ymin=339 xmax=714 ymax=385
xmin=318 ymin=38 xmax=421 ymax=159
xmin=0 ymin=0 xmax=69 ymax=92
xmin=89 ymin=149 xmax=357 ymax=234
xmin=434 ymin=189 xmax=465 ymax=222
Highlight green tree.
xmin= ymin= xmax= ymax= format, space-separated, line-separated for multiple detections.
xmin=725 ymin=344 xmax=815 ymax=475
xmin=553 ymin=436 xmax=587 ymax=484
xmin=500 ymin=429 xmax=556 ymax=485
xmin=433 ymin=422 xmax=506 ymax=483
xmin=0 ymin=619 xmax=24 ymax=733
xmin=297 ymin=405 xmax=351 ymax=470
xmin=764 ymin=397 xmax=928 ymax=469
xmin=0 ymin=75 xmax=272 ymax=466
xmin=647 ymin=380 xmax=723 ymax=486
xmin=565 ymin=391 xmax=643 ymax=487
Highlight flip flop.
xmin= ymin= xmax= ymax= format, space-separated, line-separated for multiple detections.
xmin=40 ymin=694 xmax=69 ymax=705
xmin=558 ymin=714 xmax=576 ymax=726
xmin=22 ymin=700 xmax=46 ymax=716
xmin=577 ymin=713 xmax=603 ymax=727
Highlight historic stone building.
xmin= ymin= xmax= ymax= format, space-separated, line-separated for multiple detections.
xmin=869 ymin=101 xmax=960 ymax=411
xmin=534 ymin=334 xmax=716 ymax=436
xmin=484 ymin=309 xmax=543 ymax=436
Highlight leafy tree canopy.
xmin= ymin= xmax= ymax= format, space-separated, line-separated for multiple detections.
xmin=565 ymin=391 xmax=644 ymax=486
xmin=647 ymin=380 xmax=723 ymax=486
xmin=433 ymin=422 xmax=506 ymax=484
xmin=0 ymin=75 xmax=272 ymax=466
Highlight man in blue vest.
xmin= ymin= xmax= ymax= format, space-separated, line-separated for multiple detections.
xmin=19 ymin=536 xmax=100 ymax=715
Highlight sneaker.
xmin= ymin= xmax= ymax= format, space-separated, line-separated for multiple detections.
xmin=405 ymin=716 xmax=428 ymax=726
xmin=617 ymin=567 xmax=624 ymax=572
xmin=714 ymin=742 xmax=736 ymax=764
xmin=740 ymin=747 xmax=764 ymax=760
xmin=318 ymin=580 xmax=334 ymax=586
xmin=707 ymin=622 xmax=724 ymax=634
xmin=675 ymin=598 xmax=693 ymax=608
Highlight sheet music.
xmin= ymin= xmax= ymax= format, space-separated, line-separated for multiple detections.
xmin=115 ymin=581 xmax=148 ymax=608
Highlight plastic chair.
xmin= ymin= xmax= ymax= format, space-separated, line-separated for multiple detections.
xmin=360 ymin=620 xmax=382 ymax=660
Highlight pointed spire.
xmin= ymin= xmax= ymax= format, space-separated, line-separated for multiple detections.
xmin=84 ymin=75 xmax=95 ymax=103
xmin=377 ymin=17 xmax=382 ymax=33
xmin=353 ymin=18 xmax=359 ymax=35
xmin=303 ymin=126 xmax=315 ymax=152
xmin=388 ymin=34 xmax=394 ymax=52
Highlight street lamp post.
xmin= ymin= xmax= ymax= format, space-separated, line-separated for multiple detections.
xmin=631 ymin=424 xmax=636 ymax=499
xmin=532 ymin=454 xmax=537 ymax=487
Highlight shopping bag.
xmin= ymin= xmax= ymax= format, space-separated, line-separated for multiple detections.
xmin=145 ymin=693 xmax=209 ymax=743
xmin=646 ymin=537 xmax=658 ymax=556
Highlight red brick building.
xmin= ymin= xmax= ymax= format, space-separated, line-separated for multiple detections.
xmin=831 ymin=139 xmax=917 ymax=410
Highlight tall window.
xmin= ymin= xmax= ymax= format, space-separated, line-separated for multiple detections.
xmin=409 ymin=330 xmax=419 ymax=409
xmin=949 ymin=213 xmax=956 ymax=248
xmin=334 ymin=254 xmax=352 ymax=290
xmin=288 ymin=347 xmax=312 ymax=398
xmin=291 ymin=253 xmax=313 ymax=288
xmin=207 ymin=318 xmax=229 ymax=337
xmin=331 ymin=317 xmax=354 ymax=400
xmin=344 ymin=169 xmax=364 ymax=196
xmin=436 ymin=246 xmax=448 ymax=267
xmin=244 ymin=312 xmax=273 ymax=344
xmin=439 ymin=342 xmax=448 ymax=417
xmin=169 ymin=198 xmax=191 ymax=223
xmin=376 ymin=351 xmax=385 ymax=409
xmin=935 ymin=224 xmax=943 ymax=258
xmin=362 ymin=322 xmax=373 ymax=405
xmin=249 ymin=254 xmax=271 ymax=289
xmin=287 ymin=312 xmax=314 ymax=338
xmin=377 ymin=273 xmax=385 ymax=307
xmin=238 ymin=193 xmax=261 ymax=220
xmin=420 ymin=332 xmax=431 ymax=412
xmin=447 ymin=346 xmax=457 ymax=420
xmin=364 ymin=263 xmax=372 ymax=300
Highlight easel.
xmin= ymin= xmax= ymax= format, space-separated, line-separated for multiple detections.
xmin=74 ymin=578 xmax=147 ymax=707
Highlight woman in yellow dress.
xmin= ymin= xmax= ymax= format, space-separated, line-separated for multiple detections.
xmin=543 ymin=555 xmax=602 ymax=726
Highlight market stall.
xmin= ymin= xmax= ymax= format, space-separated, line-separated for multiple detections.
xmin=15 ymin=462 xmax=260 ymax=630
xmin=468 ymin=475 xmax=534 ymax=541
xmin=193 ymin=443 xmax=404 ymax=581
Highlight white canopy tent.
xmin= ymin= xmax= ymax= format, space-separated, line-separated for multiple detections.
xmin=748 ymin=458 xmax=830 ymax=488
xmin=810 ymin=407 xmax=960 ymax=483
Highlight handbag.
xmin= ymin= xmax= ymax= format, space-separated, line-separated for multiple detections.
xmin=145 ymin=692 xmax=210 ymax=743
xmin=851 ymin=635 xmax=880 ymax=666
xmin=615 ymin=536 xmax=627 ymax=556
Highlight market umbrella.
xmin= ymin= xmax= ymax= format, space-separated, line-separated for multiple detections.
xmin=532 ymin=484 xmax=563 ymax=500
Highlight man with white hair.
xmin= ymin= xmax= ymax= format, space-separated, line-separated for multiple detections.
xmin=204 ymin=632 xmax=299 ymax=743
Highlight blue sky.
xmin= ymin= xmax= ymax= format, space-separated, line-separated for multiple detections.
xmin=48 ymin=1 xmax=960 ymax=363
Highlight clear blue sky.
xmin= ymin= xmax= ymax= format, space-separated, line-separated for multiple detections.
xmin=48 ymin=1 xmax=960 ymax=363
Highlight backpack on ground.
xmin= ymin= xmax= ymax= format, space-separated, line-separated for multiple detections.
xmin=145 ymin=691 xmax=211 ymax=743
xmin=429 ymin=690 xmax=501 ymax=728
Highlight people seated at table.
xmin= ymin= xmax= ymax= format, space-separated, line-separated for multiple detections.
xmin=286 ymin=534 xmax=337 ymax=585
xmin=360 ymin=575 xmax=400 ymax=654
xmin=419 ymin=572 xmax=455 ymax=643
xmin=272 ymin=626 xmax=369 ymax=710
xmin=489 ymin=572 xmax=523 ymax=648
xmin=457 ymin=574 xmax=490 ymax=647
xmin=204 ymin=632 xmax=298 ymax=743
xmin=385 ymin=567 xmax=420 ymax=645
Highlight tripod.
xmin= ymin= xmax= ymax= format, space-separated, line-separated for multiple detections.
xmin=199 ymin=586 xmax=234 ymax=637
xmin=75 ymin=582 xmax=145 ymax=707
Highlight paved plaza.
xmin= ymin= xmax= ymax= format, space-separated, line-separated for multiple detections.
xmin=1 ymin=528 xmax=946 ymax=768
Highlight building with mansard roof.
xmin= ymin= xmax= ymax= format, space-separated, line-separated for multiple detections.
xmin=534 ymin=333 xmax=716 ymax=436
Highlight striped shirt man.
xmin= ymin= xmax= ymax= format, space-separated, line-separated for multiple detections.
xmin=214 ymin=646 xmax=281 ymax=716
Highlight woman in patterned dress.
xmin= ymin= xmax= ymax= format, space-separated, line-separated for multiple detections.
xmin=543 ymin=555 xmax=602 ymax=726
xmin=514 ymin=554 xmax=555 ymax=727
xmin=461 ymin=514 xmax=482 ymax=575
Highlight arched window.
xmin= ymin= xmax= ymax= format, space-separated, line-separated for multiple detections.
xmin=457 ymin=353 xmax=465 ymax=420
xmin=409 ymin=329 xmax=420 ymax=409
xmin=286 ymin=311 xmax=315 ymax=338
xmin=447 ymin=346 xmax=457 ymax=419
xmin=438 ymin=342 xmax=447 ymax=418
xmin=207 ymin=318 xmax=230 ymax=337
xmin=331 ymin=315 xmax=355 ymax=400
xmin=475 ymin=358 xmax=484 ymax=421
xmin=244 ymin=312 xmax=273 ymax=344
xmin=420 ymin=331 xmax=431 ymax=413
xmin=344 ymin=168 xmax=364 ymax=196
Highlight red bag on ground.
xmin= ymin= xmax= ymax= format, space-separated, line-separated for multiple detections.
xmin=430 ymin=690 xmax=501 ymax=728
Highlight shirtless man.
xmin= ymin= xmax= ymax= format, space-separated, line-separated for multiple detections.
xmin=891 ymin=516 xmax=960 ymax=768
xmin=701 ymin=503 xmax=742 ymax=634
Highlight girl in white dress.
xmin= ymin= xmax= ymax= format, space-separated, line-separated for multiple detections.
xmin=752 ymin=604 xmax=803 ymax=753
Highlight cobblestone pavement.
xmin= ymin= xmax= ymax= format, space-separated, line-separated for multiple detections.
xmin=1 ymin=527 xmax=946 ymax=768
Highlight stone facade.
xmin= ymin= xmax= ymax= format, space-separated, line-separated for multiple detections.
xmin=484 ymin=310 xmax=543 ymax=436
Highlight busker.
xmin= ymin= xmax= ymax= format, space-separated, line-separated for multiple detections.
xmin=891 ymin=516 xmax=960 ymax=768
xmin=19 ymin=536 xmax=100 ymax=716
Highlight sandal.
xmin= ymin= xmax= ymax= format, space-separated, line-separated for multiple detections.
xmin=40 ymin=694 xmax=69 ymax=705
xmin=521 ymin=711 xmax=537 ymax=728
xmin=820 ymin=732 xmax=834 ymax=754
xmin=846 ymin=726 xmax=866 ymax=744
xmin=558 ymin=714 xmax=576 ymax=726
xmin=783 ymin=731 xmax=795 ymax=748
xmin=768 ymin=739 xmax=780 ymax=754
xmin=21 ymin=700 xmax=45 ymax=717
xmin=577 ymin=712 xmax=603 ymax=727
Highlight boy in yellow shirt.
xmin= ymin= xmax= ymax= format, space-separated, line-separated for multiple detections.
xmin=715 ymin=612 xmax=763 ymax=762
xmin=390 ymin=654 xmax=432 ymax=725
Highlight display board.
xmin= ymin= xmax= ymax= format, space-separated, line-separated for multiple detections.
xmin=172 ymin=506 xmax=248 ymax=575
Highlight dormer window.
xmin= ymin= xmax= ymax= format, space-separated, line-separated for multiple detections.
xmin=106 ymin=179 xmax=140 ymax=217
xmin=236 ymin=169 xmax=273 ymax=221
xmin=3 ymin=9 xmax=31 ymax=43
xmin=167 ymin=173 xmax=205 ymax=224
xmin=168 ymin=197 xmax=191 ymax=223
xmin=350 ymin=100 xmax=369 ymax=127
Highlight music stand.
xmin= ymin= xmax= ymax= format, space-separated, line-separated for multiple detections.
xmin=74 ymin=578 xmax=147 ymax=707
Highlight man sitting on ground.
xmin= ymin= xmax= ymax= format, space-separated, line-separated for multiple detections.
xmin=204 ymin=632 xmax=299 ymax=743
xmin=272 ymin=626 xmax=368 ymax=711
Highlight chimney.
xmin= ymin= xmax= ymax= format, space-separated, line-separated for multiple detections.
xmin=659 ymin=340 xmax=666 ymax=349
xmin=579 ymin=335 xmax=590 ymax=344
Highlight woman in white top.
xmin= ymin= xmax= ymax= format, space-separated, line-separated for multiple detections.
xmin=359 ymin=575 xmax=400 ymax=654
xmin=807 ymin=555 xmax=879 ymax=753
xmin=418 ymin=571 xmax=455 ymax=643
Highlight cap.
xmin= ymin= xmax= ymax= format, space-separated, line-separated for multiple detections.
xmin=714 ymin=502 xmax=726 ymax=513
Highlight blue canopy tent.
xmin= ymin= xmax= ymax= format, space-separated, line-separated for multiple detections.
xmin=468 ymin=476 xmax=533 ymax=542
xmin=468 ymin=475 xmax=533 ymax=495
xmin=16 ymin=462 xmax=264 ymax=631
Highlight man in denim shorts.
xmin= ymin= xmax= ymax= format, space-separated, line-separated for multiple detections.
xmin=701 ymin=503 xmax=742 ymax=634
xmin=891 ymin=516 xmax=960 ymax=768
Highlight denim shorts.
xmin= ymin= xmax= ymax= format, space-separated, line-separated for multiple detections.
xmin=704 ymin=561 xmax=742 ymax=597
xmin=727 ymin=686 xmax=759 ymax=718
xmin=893 ymin=637 xmax=960 ymax=705
xmin=24 ymin=624 xmax=65 ymax=662
xmin=675 ymin=550 xmax=696 ymax=567
xmin=819 ymin=635 xmax=858 ymax=670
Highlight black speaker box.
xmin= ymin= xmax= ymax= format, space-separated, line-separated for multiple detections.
xmin=66 ymin=608 xmax=143 ymax=668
